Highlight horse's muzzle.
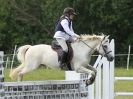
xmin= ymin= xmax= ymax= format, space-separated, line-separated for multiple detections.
xmin=107 ymin=56 xmax=114 ymax=62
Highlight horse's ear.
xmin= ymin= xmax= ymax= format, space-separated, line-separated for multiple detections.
xmin=103 ymin=35 xmax=110 ymax=41
xmin=106 ymin=35 xmax=110 ymax=39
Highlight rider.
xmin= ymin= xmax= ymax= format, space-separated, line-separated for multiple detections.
xmin=54 ymin=7 xmax=80 ymax=68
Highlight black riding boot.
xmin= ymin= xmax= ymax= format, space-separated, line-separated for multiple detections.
xmin=59 ymin=51 xmax=67 ymax=68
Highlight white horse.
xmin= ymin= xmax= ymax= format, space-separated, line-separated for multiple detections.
xmin=10 ymin=34 xmax=114 ymax=85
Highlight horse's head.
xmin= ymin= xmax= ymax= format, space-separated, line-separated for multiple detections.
xmin=96 ymin=35 xmax=114 ymax=61
xmin=77 ymin=34 xmax=114 ymax=61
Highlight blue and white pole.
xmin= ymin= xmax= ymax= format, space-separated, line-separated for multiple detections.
xmin=0 ymin=51 xmax=4 ymax=99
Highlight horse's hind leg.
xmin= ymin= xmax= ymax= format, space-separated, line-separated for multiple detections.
xmin=18 ymin=62 xmax=40 ymax=81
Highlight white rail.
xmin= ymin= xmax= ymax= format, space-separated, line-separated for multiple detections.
xmin=115 ymin=77 xmax=133 ymax=97
xmin=115 ymin=77 xmax=133 ymax=81
xmin=116 ymin=92 xmax=133 ymax=96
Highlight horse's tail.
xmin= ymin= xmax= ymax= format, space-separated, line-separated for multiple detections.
xmin=17 ymin=45 xmax=31 ymax=63
xmin=9 ymin=45 xmax=31 ymax=80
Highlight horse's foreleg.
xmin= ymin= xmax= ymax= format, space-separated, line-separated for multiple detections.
xmin=75 ymin=66 xmax=96 ymax=86
xmin=87 ymin=64 xmax=97 ymax=74
xmin=75 ymin=66 xmax=95 ymax=75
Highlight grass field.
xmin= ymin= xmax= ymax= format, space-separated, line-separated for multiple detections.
xmin=115 ymin=68 xmax=133 ymax=99
xmin=4 ymin=67 xmax=133 ymax=99
xmin=4 ymin=68 xmax=65 ymax=82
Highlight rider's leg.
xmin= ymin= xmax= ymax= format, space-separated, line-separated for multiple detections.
xmin=56 ymin=38 xmax=68 ymax=68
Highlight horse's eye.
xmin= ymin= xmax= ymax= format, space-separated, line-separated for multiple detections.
xmin=103 ymin=45 xmax=107 ymax=48
xmin=106 ymin=40 xmax=108 ymax=42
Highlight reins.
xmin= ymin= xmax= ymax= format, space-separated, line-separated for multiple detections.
xmin=80 ymin=39 xmax=103 ymax=69
xmin=80 ymin=40 xmax=96 ymax=51
xmin=79 ymin=38 xmax=102 ymax=55
xmin=79 ymin=37 xmax=111 ymax=68
xmin=66 ymin=34 xmax=111 ymax=68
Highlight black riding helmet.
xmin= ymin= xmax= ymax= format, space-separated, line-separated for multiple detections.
xmin=63 ymin=7 xmax=77 ymax=16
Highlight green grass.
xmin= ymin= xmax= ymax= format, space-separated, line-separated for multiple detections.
xmin=115 ymin=68 xmax=133 ymax=77
xmin=115 ymin=68 xmax=133 ymax=92
xmin=115 ymin=68 xmax=133 ymax=99
xmin=4 ymin=67 xmax=133 ymax=99
xmin=4 ymin=67 xmax=65 ymax=82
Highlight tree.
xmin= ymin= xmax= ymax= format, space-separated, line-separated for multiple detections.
xmin=0 ymin=0 xmax=132 ymax=53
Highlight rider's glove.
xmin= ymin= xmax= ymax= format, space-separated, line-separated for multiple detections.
xmin=75 ymin=34 xmax=80 ymax=39
xmin=73 ymin=34 xmax=81 ymax=42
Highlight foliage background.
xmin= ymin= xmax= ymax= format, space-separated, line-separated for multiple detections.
xmin=0 ymin=0 xmax=133 ymax=54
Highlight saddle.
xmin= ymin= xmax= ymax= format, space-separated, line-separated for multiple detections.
xmin=51 ymin=40 xmax=73 ymax=70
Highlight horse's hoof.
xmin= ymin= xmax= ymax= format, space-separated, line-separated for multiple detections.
xmin=85 ymin=76 xmax=95 ymax=87
xmin=85 ymin=79 xmax=93 ymax=86
xmin=85 ymin=80 xmax=90 ymax=87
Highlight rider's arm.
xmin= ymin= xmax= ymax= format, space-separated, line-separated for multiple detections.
xmin=61 ymin=19 xmax=79 ymax=38
xmin=71 ymin=22 xmax=74 ymax=33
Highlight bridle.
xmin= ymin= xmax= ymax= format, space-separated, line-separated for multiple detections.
xmin=80 ymin=37 xmax=112 ymax=69
xmin=67 ymin=33 xmax=112 ymax=60
xmin=98 ymin=37 xmax=112 ymax=57
xmin=80 ymin=36 xmax=112 ymax=58
xmin=101 ymin=44 xmax=112 ymax=57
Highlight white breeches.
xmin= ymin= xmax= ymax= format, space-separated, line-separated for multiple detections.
xmin=56 ymin=38 xmax=68 ymax=52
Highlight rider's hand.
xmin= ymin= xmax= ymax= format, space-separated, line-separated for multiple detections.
xmin=75 ymin=34 xmax=80 ymax=38
xmin=73 ymin=35 xmax=81 ymax=42
xmin=76 ymin=35 xmax=81 ymax=41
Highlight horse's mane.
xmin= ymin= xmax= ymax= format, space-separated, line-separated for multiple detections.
xmin=80 ymin=34 xmax=105 ymax=41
